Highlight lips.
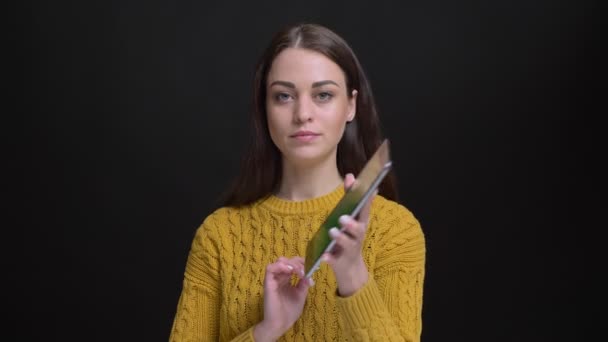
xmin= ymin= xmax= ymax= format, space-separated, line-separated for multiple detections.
xmin=291 ymin=131 xmax=320 ymax=137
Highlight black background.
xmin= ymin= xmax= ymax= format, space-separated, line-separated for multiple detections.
xmin=12 ymin=0 xmax=596 ymax=340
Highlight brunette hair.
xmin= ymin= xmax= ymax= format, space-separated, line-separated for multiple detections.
xmin=221 ymin=23 xmax=398 ymax=207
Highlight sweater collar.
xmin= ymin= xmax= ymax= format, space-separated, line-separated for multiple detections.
xmin=259 ymin=184 xmax=345 ymax=215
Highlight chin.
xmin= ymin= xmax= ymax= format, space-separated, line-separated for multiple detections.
xmin=282 ymin=145 xmax=332 ymax=166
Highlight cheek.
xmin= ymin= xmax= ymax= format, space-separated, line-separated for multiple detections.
xmin=266 ymin=112 xmax=279 ymax=137
xmin=320 ymin=101 xmax=350 ymax=129
xmin=266 ymin=107 xmax=289 ymax=144
xmin=267 ymin=105 xmax=283 ymax=123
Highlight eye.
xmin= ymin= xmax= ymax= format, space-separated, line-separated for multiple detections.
xmin=274 ymin=92 xmax=293 ymax=103
xmin=316 ymin=92 xmax=333 ymax=102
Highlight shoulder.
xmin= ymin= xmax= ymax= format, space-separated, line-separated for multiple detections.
xmin=191 ymin=206 xmax=247 ymax=247
xmin=188 ymin=206 xmax=252 ymax=263
xmin=371 ymin=195 xmax=421 ymax=228
xmin=369 ymin=195 xmax=426 ymax=270
xmin=200 ymin=206 xmax=241 ymax=227
xmin=369 ymin=195 xmax=425 ymax=243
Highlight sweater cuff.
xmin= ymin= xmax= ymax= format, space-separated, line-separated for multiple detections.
xmin=335 ymin=277 xmax=384 ymax=330
xmin=230 ymin=326 xmax=255 ymax=342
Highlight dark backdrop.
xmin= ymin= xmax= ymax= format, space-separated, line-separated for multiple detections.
xmin=13 ymin=0 xmax=596 ymax=340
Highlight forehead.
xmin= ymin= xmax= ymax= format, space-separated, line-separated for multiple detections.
xmin=267 ymin=48 xmax=346 ymax=86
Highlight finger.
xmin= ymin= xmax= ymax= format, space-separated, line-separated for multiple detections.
xmin=297 ymin=275 xmax=315 ymax=288
xmin=290 ymin=256 xmax=305 ymax=265
xmin=344 ymin=173 xmax=355 ymax=191
xmin=329 ymin=227 xmax=357 ymax=250
xmin=339 ymin=215 xmax=365 ymax=241
xmin=275 ymin=256 xmax=301 ymax=276
xmin=266 ymin=261 xmax=295 ymax=275
xmin=288 ymin=257 xmax=305 ymax=277
xmin=321 ymin=252 xmax=336 ymax=266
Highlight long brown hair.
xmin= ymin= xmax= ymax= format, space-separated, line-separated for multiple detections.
xmin=221 ymin=23 xmax=398 ymax=207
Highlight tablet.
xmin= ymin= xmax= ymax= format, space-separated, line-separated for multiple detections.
xmin=304 ymin=139 xmax=392 ymax=279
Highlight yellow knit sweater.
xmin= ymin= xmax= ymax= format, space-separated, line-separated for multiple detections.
xmin=170 ymin=185 xmax=425 ymax=341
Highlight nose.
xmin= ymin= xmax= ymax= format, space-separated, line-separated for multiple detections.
xmin=293 ymin=97 xmax=313 ymax=124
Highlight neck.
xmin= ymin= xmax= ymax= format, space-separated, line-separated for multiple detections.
xmin=277 ymin=153 xmax=343 ymax=201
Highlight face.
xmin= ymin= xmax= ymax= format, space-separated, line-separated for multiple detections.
xmin=266 ymin=48 xmax=357 ymax=167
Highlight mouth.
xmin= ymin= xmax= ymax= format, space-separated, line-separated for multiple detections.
xmin=290 ymin=131 xmax=321 ymax=138
xmin=290 ymin=131 xmax=321 ymax=142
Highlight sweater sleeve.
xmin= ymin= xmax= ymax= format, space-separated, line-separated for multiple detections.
xmin=169 ymin=212 xmax=257 ymax=342
xmin=335 ymin=201 xmax=426 ymax=342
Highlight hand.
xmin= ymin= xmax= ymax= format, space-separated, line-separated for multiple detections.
xmin=253 ymin=256 xmax=313 ymax=342
xmin=322 ymin=173 xmax=374 ymax=297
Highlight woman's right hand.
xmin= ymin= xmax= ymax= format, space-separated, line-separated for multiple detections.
xmin=253 ymin=256 xmax=313 ymax=342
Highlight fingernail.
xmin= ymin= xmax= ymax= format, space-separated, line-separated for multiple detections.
xmin=339 ymin=215 xmax=350 ymax=225
xmin=329 ymin=227 xmax=339 ymax=238
xmin=286 ymin=265 xmax=293 ymax=270
xmin=308 ymin=278 xmax=315 ymax=286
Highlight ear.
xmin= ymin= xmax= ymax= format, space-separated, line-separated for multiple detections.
xmin=347 ymin=89 xmax=358 ymax=122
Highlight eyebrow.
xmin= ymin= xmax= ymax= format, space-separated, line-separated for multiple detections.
xmin=269 ymin=80 xmax=340 ymax=89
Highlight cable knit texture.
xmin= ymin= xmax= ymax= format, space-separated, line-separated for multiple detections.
xmin=170 ymin=185 xmax=425 ymax=341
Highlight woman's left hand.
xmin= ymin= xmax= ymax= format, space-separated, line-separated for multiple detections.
xmin=322 ymin=173 xmax=374 ymax=297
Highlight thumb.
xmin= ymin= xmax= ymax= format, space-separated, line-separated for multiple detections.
xmin=321 ymin=252 xmax=336 ymax=267
xmin=297 ymin=276 xmax=315 ymax=290
xmin=344 ymin=173 xmax=355 ymax=191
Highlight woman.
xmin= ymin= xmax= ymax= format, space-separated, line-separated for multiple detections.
xmin=170 ymin=23 xmax=425 ymax=341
